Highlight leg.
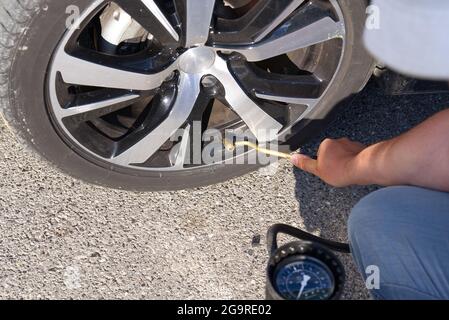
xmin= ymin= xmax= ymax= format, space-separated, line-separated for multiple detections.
xmin=348 ymin=186 xmax=449 ymax=300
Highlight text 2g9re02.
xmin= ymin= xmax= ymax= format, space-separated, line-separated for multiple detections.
xmin=221 ymin=304 xmax=272 ymax=315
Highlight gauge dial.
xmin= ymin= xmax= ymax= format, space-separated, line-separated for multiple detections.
xmin=274 ymin=256 xmax=336 ymax=300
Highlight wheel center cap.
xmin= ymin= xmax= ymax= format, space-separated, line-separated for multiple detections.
xmin=178 ymin=47 xmax=216 ymax=74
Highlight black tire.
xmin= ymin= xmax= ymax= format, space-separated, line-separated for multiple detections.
xmin=0 ymin=0 xmax=374 ymax=191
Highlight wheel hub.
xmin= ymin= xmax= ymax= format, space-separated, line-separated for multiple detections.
xmin=178 ymin=47 xmax=216 ymax=74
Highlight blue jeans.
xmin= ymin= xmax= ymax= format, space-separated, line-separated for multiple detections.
xmin=348 ymin=186 xmax=449 ymax=300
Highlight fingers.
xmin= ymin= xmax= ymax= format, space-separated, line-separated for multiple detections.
xmin=291 ymin=154 xmax=319 ymax=176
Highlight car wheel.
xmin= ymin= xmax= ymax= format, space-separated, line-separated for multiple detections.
xmin=0 ymin=0 xmax=374 ymax=190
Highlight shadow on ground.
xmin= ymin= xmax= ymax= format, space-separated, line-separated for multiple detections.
xmin=293 ymin=80 xmax=449 ymax=299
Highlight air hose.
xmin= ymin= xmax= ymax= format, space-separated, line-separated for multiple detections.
xmin=267 ymin=224 xmax=350 ymax=254
xmin=222 ymin=139 xmax=293 ymax=159
xmin=223 ymin=139 xmax=351 ymax=254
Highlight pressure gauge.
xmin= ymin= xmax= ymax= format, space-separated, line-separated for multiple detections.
xmin=266 ymin=225 xmax=347 ymax=300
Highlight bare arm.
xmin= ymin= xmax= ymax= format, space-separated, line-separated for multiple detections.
xmin=291 ymin=109 xmax=449 ymax=192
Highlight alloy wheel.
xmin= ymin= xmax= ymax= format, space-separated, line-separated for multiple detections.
xmin=46 ymin=0 xmax=345 ymax=171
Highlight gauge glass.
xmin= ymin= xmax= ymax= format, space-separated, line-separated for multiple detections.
xmin=274 ymin=256 xmax=335 ymax=300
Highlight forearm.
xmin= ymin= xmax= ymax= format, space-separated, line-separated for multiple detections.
xmin=350 ymin=109 xmax=449 ymax=191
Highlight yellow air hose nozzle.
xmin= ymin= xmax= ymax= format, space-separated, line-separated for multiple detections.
xmin=222 ymin=139 xmax=294 ymax=160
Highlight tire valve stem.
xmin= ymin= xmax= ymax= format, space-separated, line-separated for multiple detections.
xmin=222 ymin=139 xmax=294 ymax=160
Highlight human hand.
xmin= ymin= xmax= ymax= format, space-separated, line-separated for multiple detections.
xmin=291 ymin=138 xmax=366 ymax=187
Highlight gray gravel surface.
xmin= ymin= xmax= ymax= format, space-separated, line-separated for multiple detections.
xmin=0 ymin=81 xmax=448 ymax=300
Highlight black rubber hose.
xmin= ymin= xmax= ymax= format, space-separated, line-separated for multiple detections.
xmin=267 ymin=224 xmax=351 ymax=254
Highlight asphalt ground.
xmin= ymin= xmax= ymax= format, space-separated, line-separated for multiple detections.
xmin=1 ymin=80 xmax=448 ymax=299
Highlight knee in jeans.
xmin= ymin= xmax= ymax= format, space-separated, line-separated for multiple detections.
xmin=348 ymin=187 xmax=405 ymax=242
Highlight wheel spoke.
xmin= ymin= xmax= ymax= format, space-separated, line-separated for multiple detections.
xmin=55 ymin=93 xmax=140 ymax=122
xmin=255 ymin=93 xmax=318 ymax=108
xmin=53 ymin=50 xmax=176 ymax=91
xmin=111 ymin=73 xmax=202 ymax=166
xmin=210 ymin=57 xmax=283 ymax=142
xmin=170 ymin=124 xmax=191 ymax=169
xmin=228 ymin=57 xmax=323 ymax=100
xmin=115 ymin=0 xmax=179 ymax=43
xmin=215 ymin=17 xmax=344 ymax=62
xmin=212 ymin=0 xmax=304 ymax=44
xmin=254 ymin=0 xmax=306 ymax=42
xmin=176 ymin=0 xmax=216 ymax=47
